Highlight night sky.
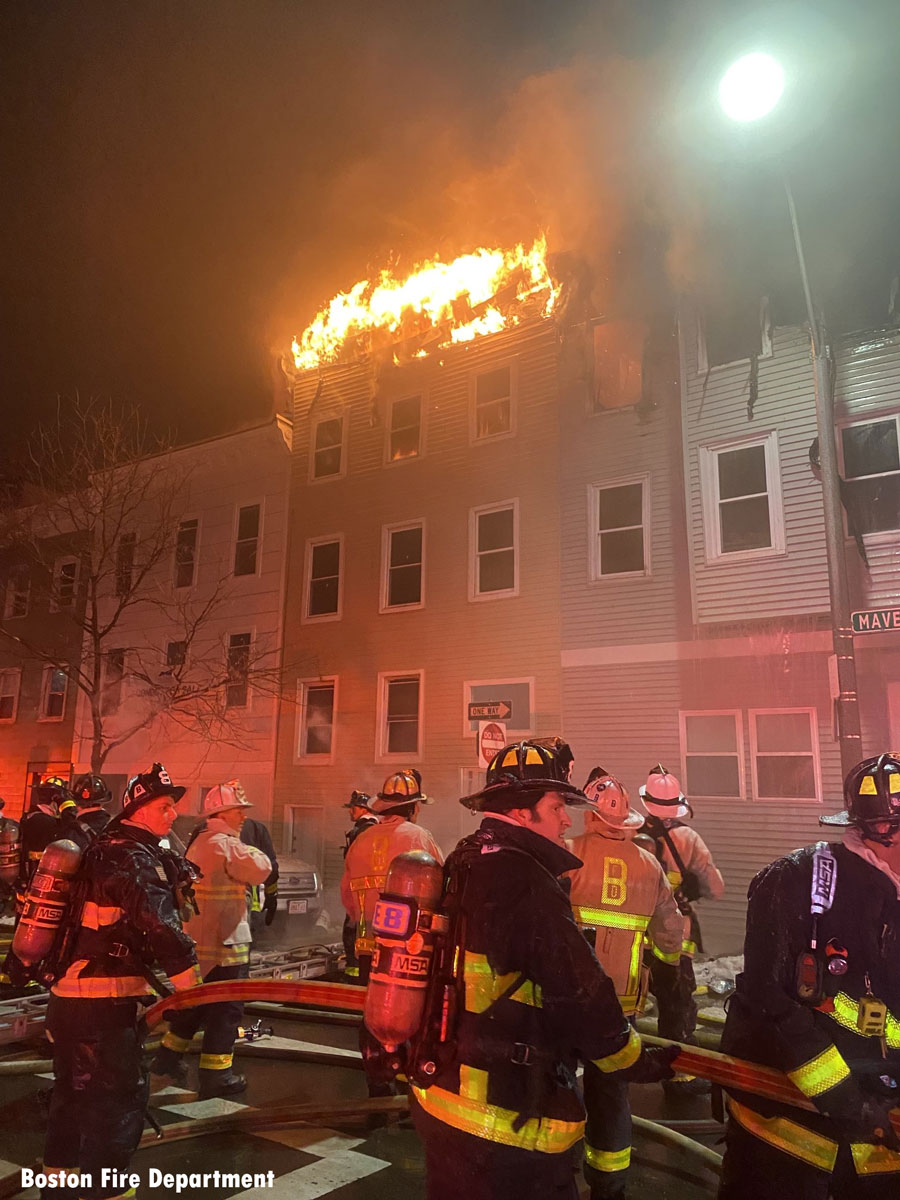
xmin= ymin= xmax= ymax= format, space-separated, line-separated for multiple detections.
xmin=2 ymin=1 xmax=898 ymax=470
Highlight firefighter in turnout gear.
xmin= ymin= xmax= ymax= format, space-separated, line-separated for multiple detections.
xmin=410 ymin=741 xmax=678 ymax=1200
xmin=151 ymin=779 xmax=270 ymax=1098
xmin=42 ymin=763 xmax=201 ymax=1200
xmin=639 ymin=764 xmax=724 ymax=1095
xmin=565 ymin=767 xmax=683 ymax=1199
xmin=0 ymin=797 xmax=20 ymax=906
xmin=16 ymin=777 xmax=68 ymax=914
xmin=57 ymin=774 xmax=113 ymax=850
xmin=718 ymin=753 xmax=900 ymax=1198
xmin=341 ymin=790 xmax=378 ymax=978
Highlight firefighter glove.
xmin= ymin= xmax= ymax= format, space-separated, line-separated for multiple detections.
xmin=619 ymin=1043 xmax=681 ymax=1083
xmin=680 ymin=871 xmax=702 ymax=902
xmin=263 ymin=887 xmax=278 ymax=926
xmin=825 ymin=1086 xmax=900 ymax=1150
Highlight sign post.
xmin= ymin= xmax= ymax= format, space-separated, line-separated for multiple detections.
xmin=477 ymin=720 xmax=507 ymax=769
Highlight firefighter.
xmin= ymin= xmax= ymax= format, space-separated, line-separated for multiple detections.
xmin=56 ymin=774 xmax=113 ymax=850
xmin=16 ymin=776 xmax=68 ymax=913
xmin=43 ymin=762 xmax=201 ymax=1200
xmin=151 ymin=779 xmax=271 ymax=1097
xmin=341 ymin=790 xmax=378 ymax=978
xmin=341 ymin=770 xmax=442 ymax=985
xmin=566 ymin=767 xmax=683 ymax=1199
xmin=0 ymin=797 xmax=21 ymax=908
xmin=639 ymin=763 xmax=724 ymax=1095
xmin=410 ymin=740 xmax=678 ymax=1200
xmin=718 ymin=752 xmax=900 ymax=1199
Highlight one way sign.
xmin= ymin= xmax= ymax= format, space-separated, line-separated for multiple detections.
xmin=468 ymin=700 xmax=512 ymax=721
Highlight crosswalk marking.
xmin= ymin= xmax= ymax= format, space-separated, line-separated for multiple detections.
xmin=230 ymin=1148 xmax=389 ymax=1200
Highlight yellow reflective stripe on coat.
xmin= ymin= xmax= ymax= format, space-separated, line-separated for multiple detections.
xmin=850 ymin=1142 xmax=900 ymax=1175
xmin=726 ymin=1098 xmax=837 ymax=1172
xmin=411 ymin=1083 xmax=584 ymax=1154
xmin=825 ymin=992 xmax=900 ymax=1050
xmin=169 ymin=964 xmax=203 ymax=991
xmin=463 ymin=952 xmax=542 ymax=1014
xmin=51 ymin=960 xmax=150 ymax=999
xmin=572 ymin=907 xmax=650 ymax=933
xmin=787 ymin=1045 xmax=850 ymax=1098
xmin=585 ymin=1144 xmax=631 ymax=1173
xmin=592 ymin=1025 xmax=641 ymax=1074
xmin=350 ymin=875 xmax=387 ymax=892
xmin=80 ymin=902 xmax=125 ymax=929
xmin=649 ymin=941 xmax=681 ymax=965
xmin=459 ymin=1064 xmax=489 ymax=1104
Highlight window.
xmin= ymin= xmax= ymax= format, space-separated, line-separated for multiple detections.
xmin=0 ymin=669 xmax=20 ymax=722
xmin=102 ymin=649 xmax=125 ymax=715
xmin=387 ymin=395 xmax=422 ymax=462
xmin=225 ymin=633 xmax=251 ymax=709
xmin=381 ymin=523 xmax=424 ymax=610
xmin=166 ymin=640 xmax=187 ymax=670
xmin=305 ymin=537 xmax=342 ymax=620
xmin=470 ymin=363 xmax=515 ymax=441
xmin=699 ymin=432 xmax=785 ymax=560
xmin=463 ymin=677 xmax=534 ymax=738
xmin=311 ymin=416 xmax=345 ymax=480
xmin=115 ymin=533 xmax=136 ymax=598
xmin=699 ymin=297 xmax=772 ymax=372
xmin=298 ymin=679 xmax=336 ymax=759
xmin=840 ymin=416 xmax=900 ymax=535
xmin=174 ymin=519 xmax=199 ymax=588
xmin=750 ymin=709 xmax=820 ymax=801
xmin=40 ymin=666 xmax=69 ymax=720
xmin=4 ymin=565 xmax=30 ymax=619
xmin=234 ymin=505 xmax=260 ymax=577
xmin=52 ymin=558 xmax=79 ymax=611
xmin=379 ymin=672 xmax=422 ymax=758
xmin=470 ymin=502 xmax=518 ymax=599
xmin=592 ymin=320 xmax=645 ymax=411
xmin=590 ymin=478 xmax=648 ymax=577
xmin=680 ymin=711 xmax=743 ymax=798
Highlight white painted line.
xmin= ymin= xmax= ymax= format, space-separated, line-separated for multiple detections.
xmin=149 ymin=1084 xmax=196 ymax=1098
xmin=0 ymin=1160 xmax=23 ymax=1181
xmin=160 ymin=1097 xmax=250 ymax=1119
xmin=242 ymin=1036 xmax=360 ymax=1060
xmin=35 ymin=1072 xmax=55 ymax=1080
xmin=253 ymin=1127 xmax=365 ymax=1156
xmin=231 ymin=1149 xmax=389 ymax=1200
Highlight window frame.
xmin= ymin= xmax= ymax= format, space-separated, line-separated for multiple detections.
xmin=749 ymin=707 xmax=822 ymax=804
xmin=50 ymin=556 xmax=80 ymax=613
xmin=588 ymin=474 xmax=651 ymax=581
xmin=837 ymin=411 xmax=900 ymax=541
xmin=39 ymin=664 xmax=69 ymax=722
xmin=4 ymin=564 xmax=30 ymax=620
xmin=461 ymin=676 xmax=535 ymax=739
xmin=376 ymin=669 xmax=424 ymax=763
xmin=696 ymin=297 xmax=773 ymax=375
xmin=468 ymin=499 xmax=520 ymax=602
xmin=384 ymin=393 xmax=425 ymax=465
xmin=224 ymin=630 xmax=253 ymax=711
xmin=679 ymin=709 xmax=744 ymax=800
xmin=0 ymin=667 xmax=21 ymax=723
xmin=296 ymin=676 xmax=339 ymax=764
xmin=309 ymin=413 xmax=348 ymax=483
xmin=302 ymin=533 xmax=344 ymax=624
xmin=115 ymin=532 xmax=137 ymax=599
xmin=173 ymin=515 xmax=201 ymax=590
xmin=468 ymin=358 xmax=519 ymax=444
xmin=699 ymin=430 xmax=786 ymax=563
xmin=380 ymin=520 xmax=426 ymax=613
xmin=232 ymin=501 xmax=263 ymax=579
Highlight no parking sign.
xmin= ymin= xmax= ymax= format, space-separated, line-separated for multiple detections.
xmin=478 ymin=720 xmax=507 ymax=768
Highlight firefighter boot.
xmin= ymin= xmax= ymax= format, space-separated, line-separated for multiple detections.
xmin=148 ymin=1048 xmax=189 ymax=1089
xmin=198 ymin=1069 xmax=247 ymax=1099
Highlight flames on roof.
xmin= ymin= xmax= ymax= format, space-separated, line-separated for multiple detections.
xmin=291 ymin=235 xmax=559 ymax=371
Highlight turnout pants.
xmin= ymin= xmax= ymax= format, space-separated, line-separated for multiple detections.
xmin=158 ymin=962 xmax=248 ymax=1077
xmin=411 ymin=1092 xmax=579 ymax=1200
xmin=44 ymin=995 xmax=147 ymax=1200
xmin=719 ymin=1100 xmax=900 ymax=1200
xmin=582 ymin=1063 xmax=631 ymax=1199
xmin=650 ymin=952 xmax=697 ymax=1043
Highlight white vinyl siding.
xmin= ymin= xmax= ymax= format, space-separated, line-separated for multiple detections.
xmin=298 ymin=679 xmax=337 ymax=761
xmin=590 ymin=476 xmax=649 ymax=578
xmin=749 ymin=708 xmax=821 ymax=802
xmin=377 ymin=671 xmax=423 ymax=759
xmin=469 ymin=501 xmax=518 ymax=600
xmin=699 ymin=431 xmax=785 ymax=561
xmin=680 ymin=710 xmax=743 ymax=799
xmin=381 ymin=522 xmax=424 ymax=611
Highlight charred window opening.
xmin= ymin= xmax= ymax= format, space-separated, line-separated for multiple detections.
xmin=592 ymin=321 xmax=645 ymax=411
xmin=701 ymin=297 xmax=770 ymax=370
xmin=840 ymin=417 xmax=900 ymax=534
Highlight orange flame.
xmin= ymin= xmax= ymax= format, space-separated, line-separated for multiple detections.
xmin=291 ymin=235 xmax=558 ymax=370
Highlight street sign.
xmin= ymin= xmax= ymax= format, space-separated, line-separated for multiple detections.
xmin=851 ymin=608 xmax=900 ymax=633
xmin=468 ymin=700 xmax=512 ymax=721
xmin=478 ymin=720 xmax=507 ymax=768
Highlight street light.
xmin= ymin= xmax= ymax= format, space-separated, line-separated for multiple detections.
xmin=717 ymin=53 xmax=862 ymax=776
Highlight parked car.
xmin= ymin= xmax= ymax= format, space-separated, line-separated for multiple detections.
xmin=250 ymin=854 xmax=323 ymax=948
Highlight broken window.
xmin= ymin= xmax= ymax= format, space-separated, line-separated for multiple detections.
xmin=840 ymin=416 xmax=900 ymax=534
xmin=592 ymin=321 xmax=645 ymax=410
xmin=701 ymin=297 xmax=771 ymax=370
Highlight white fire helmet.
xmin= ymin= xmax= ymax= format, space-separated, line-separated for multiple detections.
xmin=204 ymin=779 xmax=253 ymax=815
xmin=639 ymin=764 xmax=691 ymax=820
xmin=584 ymin=769 xmax=644 ymax=831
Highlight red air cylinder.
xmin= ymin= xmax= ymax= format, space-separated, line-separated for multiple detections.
xmin=0 ymin=820 xmax=20 ymax=888
xmin=364 ymin=850 xmax=444 ymax=1052
xmin=12 ymin=839 xmax=82 ymax=967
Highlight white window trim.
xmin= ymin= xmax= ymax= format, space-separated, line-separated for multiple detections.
xmin=748 ymin=707 xmax=822 ymax=804
xmin=696 ymin=297 xmax=773 ymax=375
xmin=384 ymin=392 xmax=426 ymax=466
xmin=468 ymin=357 xmax=519 ymax=445
xmin=0 ymin=667 xmax=22 ymax=723
xmin=309 ymin=412 xmax=348 ymax=483
xmin=4 ymin=566 xmax=30 ymax=620
xmin=173 ymin=513 xmax=202 ymax=590
xmin=679 ymin=709 xmax=744 ymax=800
xmin=296 ymin=676 xmax=339 ymax=764
xmin=380 ymin=520 xmax=426 ymax=613
xmin=837 ymin=411 xmax=900 ymax=544
xmin=461 ymin=676 xmax=535 ymax=739
xmin=39 ymin=664 xmax=69 ymax=723
xmin=699 ymin=430 xmax=786 ymax=563
xmin=50 ymin=556 xmax=80 ymax=613
xmin=232 ymin=500 xmax=264 ymax=580
xmin=468 ymin=499 xmax=520 ymax=602
xmin=224 ymin=629 xmax=254 ymax=713
xmin=302 ymin=533 xmax=344 ymax=624
xmin=376 ymin=669 xmax=424 ymax=763
xmin=587 ymin=474 xmax=651 ymax=581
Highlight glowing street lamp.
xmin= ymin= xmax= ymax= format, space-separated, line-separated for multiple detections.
xmin=717 ymin=52 xmax=785 ymax=123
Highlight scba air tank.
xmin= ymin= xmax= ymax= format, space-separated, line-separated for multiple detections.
xmin=364 ymin=850 xmax=445 ymax=1052
xmin=12 ymin=839 xmax=82 ymax=967
xmin=0 ymin=820 xmax=20 ymax=888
